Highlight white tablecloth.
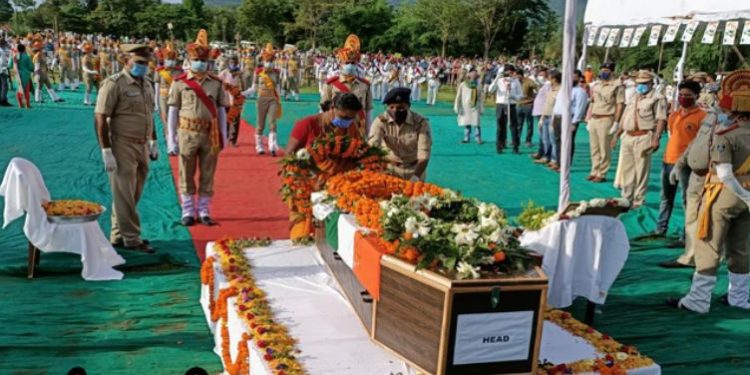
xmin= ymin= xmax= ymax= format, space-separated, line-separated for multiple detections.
xmin=520 ymin=216 xmax=630 ymax=308
xmin=0 ymin=157 xmax=124 ymax=281
xmin=202 ymin=240 xmax=659 ymax=375
xmin=336 ymin=213 xmax=360 ymax=269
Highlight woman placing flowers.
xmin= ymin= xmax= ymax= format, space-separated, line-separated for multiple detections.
xmin=283 ymin=93 xmax=366 ymax=241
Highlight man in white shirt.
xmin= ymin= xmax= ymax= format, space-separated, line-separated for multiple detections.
xmin=551 ymin=69 xmax=589 ymax=166
xmin=488 ymin=64 xmax=523 ymax=153
xmin=0 ymin=38 xmax=11 ymax=106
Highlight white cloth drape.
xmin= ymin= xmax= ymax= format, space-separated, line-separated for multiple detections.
xmin=520 ymin=216 xmax=629 ymax=308
xmin=0 ymin=158 xmax=125 ymax=281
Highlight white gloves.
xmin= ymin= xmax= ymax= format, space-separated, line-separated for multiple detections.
xmin=608 ymin=121 xmax=620 ymax=135
xmin=242 ymin=86 xmax=256 ymax=98
xmin=669 ymin=166 xmax=681 ymax=185
xmin=102 ymin=148 xmax=117 ymax=173
xmin=716 ymin=163 xmax=750 ymax=211
xmin=148 ymin=140 xmax=159 ymax=160
xmin=154 ymin=83 xmax=160 ymax=113
xmin=167 ymin=106 xmax=179 ymax=154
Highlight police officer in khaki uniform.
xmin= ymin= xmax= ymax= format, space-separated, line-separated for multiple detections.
xmin=154 ymin=43 xmax=184 ymax=154
xmin=369 ymin=87 xmax=432 ymax=181
xmin=95 ymin=44 xmax=158 ymax=253
xmin=248 ymin=43 xmax=282 ymax=156
xmin=586 ymin=61 xmax=624 ymax=183
xmin=669 ymin=70 xmax=750 ymax=313
xmin=167 ymin=29 xmax=228 ymax=226
xmin=31 ymin=37 xmax=63 ymax=103
xmin=81 ymin=42 xmax=99 ymax=106
xmin=611 ymin=70 xmax=667 ymax=208
xmin=321 ymin=34 xmax=373 ymax=128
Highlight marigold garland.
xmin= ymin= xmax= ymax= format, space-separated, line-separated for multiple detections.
xmin=204 ymin=238 xmax=306 ymax=375
xmin=42 ymin=199 xmax=103 ymax=217
xmin=538 ymin=310 xmax=655 ymax=374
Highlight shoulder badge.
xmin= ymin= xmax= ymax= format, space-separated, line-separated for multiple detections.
xmin=716 ymin=124 xmax=739 ymax=135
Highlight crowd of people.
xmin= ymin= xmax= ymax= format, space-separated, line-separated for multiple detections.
xmin=2 ymin=28 xmax=750 ymax=315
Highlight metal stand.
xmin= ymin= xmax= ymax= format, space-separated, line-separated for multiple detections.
xmin=27 ymin=242 xmax=41 ymax=279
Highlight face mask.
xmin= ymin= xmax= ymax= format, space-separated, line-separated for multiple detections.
xmin=599 ymin=71 xmax=611 ymax=80
xmin=264 ymin=62 xmax=274 ymax=69
xmin=229 ymin=64 xmax=239 ymax=72
xmin=678 ymin=96 xmax=695 ymax=108
xmin=718 ymin=113 xmax=732 ymax=126
xmin=331 ymin=117 xmax=354 ymax=129
xmin=636 ymin=83 xmax=650 ymax=94
xmin=129 ymin=63 xmax=147 ymax=78
xmin=342 ymin=63 xmax=358 ymax=76
xmin=537 ymin=75 xmax=546 ymax=82
xmin=191 ymin=61 xmax=207 ymax=73
xmin=164 ymin=59 xmax=176 ymax=68
xmin=390 ymin=109 xmax=409 ymax=124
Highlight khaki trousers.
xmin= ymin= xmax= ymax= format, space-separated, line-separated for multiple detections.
xmin=618 ymin=133 xmax=652 ymax=206
xmin=256 ymin=96 xmax=278 ymax=134
xmin=588 ymin=117 xmax=614 ymax=177
xmin=695 ymin=188 xmax=750 ymax=276
xmin=109 ymin=139 xmax=149 ymax=246
xmin=677 ymin=173 xmax=705 ymax=265
xmin=178 ymin=129 xmax=218 ymax=197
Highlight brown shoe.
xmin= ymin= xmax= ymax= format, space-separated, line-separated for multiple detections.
xmin=592 ymin=176 xmax=607 ymax=183
xmin=586 ymin=175 xmax=595 ymax=181
xmin=124 ymin=242 xmax=156 ymax=254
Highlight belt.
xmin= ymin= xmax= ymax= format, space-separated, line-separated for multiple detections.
xmin=592 ymin=114 xmax=614 ymax=119
xmin=179 ymin=117 xmax=211 ymax=133
xmin=626 ymin=130 xmax=651 ymax=136
xmin=393 ymin=160 xmax=418 ymax=168
xmin=693 ymin=169 xmax=709 ymax=177
xmin=113 ymin=134 xmax=147 ymax=144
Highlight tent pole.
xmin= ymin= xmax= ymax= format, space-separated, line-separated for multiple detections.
xmin=558 ymin=0 xmax=577 ymax=212
xmin=731 ymin=45 xmax=750 ymax=69
xmin=604 ymin=47 xmax=610 ymax=61
xmin=577 ymin=26 xmax=589 ymax=71
xmin=657 ymin=42 xmax=665 ymax=73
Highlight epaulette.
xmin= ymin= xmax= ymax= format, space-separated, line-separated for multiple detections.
xmin=106 ymin=72 xmax=124 ymax=82
xmin=716 ymin=124 xmax=739 ymax=135
xmin=326 ymin=76 xmax=340 ymax=84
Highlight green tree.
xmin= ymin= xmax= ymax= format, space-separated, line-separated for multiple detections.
xmin=206 ymin=6 xmax=237 ymax=43
xmin=285 ymin=0 xmax=353 ymax=50
xmin=0 ymin=0 xmax=13 ymax=23
xmin=325 ymin=0 xmax=394 ymax=52
xmin=91 ymin=0 xmax=158 ymax=36
xmin=472 ymin=0 xmax=550 ymax=59
xmin=135 ymin=3 xmax=198 ymax=40
xmin=184 ymin=0 xmax=205 ymax=19
xmin=413 ymin=0 xmax=469 ymax=57
xmin=237 ymin=0 xmax=294 ymax=45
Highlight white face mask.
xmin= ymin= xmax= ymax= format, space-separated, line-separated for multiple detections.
xmin=165 ymin=59 xmax=176 ymax=68
xmin=264 ymin=62 xmax=274 ymax=69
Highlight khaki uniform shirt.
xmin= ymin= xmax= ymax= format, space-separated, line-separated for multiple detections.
xmin=710 ymin=124 xmax=750 ymax=172
xmin=253 ymin=68 xmax=281 ymax=98
xmin=156 ymin=68 xmax=182 ymax=97
xmin=168 ymin=72 xmax=228 ymax=121
xmin=32 ymin=52 xmax=47 ymax=73
xmin=95 ymin=70 xmax=155 ymax=141
xmin=321 ymin=77 xmax=373 ymax=112
xmin=82 ymin=54 xmax=98 ymax=81
xmin=368 ymin=111 xmax=432 ymax=166
xmin=518 ymin=77 xmax=537 ymax=106
xmin=590 ymin=80 xmax=625 ymax=116
xmin=620 ymin=90 xmax=668 ymax=131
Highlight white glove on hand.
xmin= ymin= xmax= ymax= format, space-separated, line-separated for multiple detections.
xmin=102 ymin=148 xmax=117 ymax=173
xmin=242 ymin=87 xmax=256 ymax=98
xmin=148 ymin=140 xmax=159 ymax=160
xmin=668 ymin=166 xmax=680 ymax=185
xmin=608 ymin=121 xmax=620 ymax=135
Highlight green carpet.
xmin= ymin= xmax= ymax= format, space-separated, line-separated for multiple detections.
xmin=0 ymin=89 xmax=221 ymax=374
xmin=245 ymin=90 xmax=748 ymax=374
xmin=1 ymin=86 xmax=747 ymax=374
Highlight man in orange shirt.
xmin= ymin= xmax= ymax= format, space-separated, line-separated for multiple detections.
xmin=583 ymin=65 xmax=593 ymax=84
xmin=653 ymin=80 xmax=705 ymax=246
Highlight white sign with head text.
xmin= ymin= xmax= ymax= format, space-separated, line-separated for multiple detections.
xmin=453 ymin=311 xmax=534 ymax=365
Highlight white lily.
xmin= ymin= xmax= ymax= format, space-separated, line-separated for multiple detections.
xmin=295 ymin=148 xmax=311 ymax=160
xmin=452 ymin=223 xmax=479 ymax=246
xmin=457 ymin=261 xmax=480 ymax=279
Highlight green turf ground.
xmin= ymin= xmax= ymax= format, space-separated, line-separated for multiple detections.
xmin=0 ymin=84 xmax=747 ymax=374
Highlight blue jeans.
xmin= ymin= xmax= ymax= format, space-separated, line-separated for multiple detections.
xmin=656 ymin=162 xmax=691 ymax=238
xmin=517 ymin=104 xmax=534 ymax=144
xmin=540 ymin=117 xmax=554 ymax=160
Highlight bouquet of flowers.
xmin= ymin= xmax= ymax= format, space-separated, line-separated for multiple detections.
xmin=542 ymin=198 xmax=630 ymax=227
xmin=517 ymin=201 xmax=556 ymax=231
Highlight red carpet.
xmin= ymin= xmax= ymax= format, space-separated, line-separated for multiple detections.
xmin=169 ymin=119 xmax=289 ymax=260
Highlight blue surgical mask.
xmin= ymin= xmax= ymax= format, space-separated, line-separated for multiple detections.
xmin=331 ymin=117 xmax=354 ymax=129
xmin=130 ymin=63 xmax=147 ymax=78
xmin=636 ymin=83 xmax=650 ymax=94
xmin=599 ymin=71 xmax=611 ymax=80
xmin=164 ymin=59 xmax=176 ymax=68
xmin=191 ymin=61 xmax=207 ymax=73
xmin=342 ymin=63 xmax=358 ymax=76
xmin=718 ymin=113 xmax=732 ymax=126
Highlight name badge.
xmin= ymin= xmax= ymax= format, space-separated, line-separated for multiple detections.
xmin=125 ymin=91 xmax=140 ymax=97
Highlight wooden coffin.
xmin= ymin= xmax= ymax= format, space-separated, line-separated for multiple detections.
xmin=372 ymin=256 xmax=548 ymax=375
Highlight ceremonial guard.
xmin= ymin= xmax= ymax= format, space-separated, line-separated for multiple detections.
xmin=249 ymin=43 xmax=282 ymax=156
xmin=285 ymin=52 xmax=300 ymax=102
xmin=154 ymin=42 xmax=183 ymax=149
xmin=81 ymin=42 xmax=100 ymax=106
xmin=407 ymin=63 xmax=423 ymax=102
xmin=669 ymin=70 xmax=750 ymax=313
xmin=586 ymin=61 xmax=624 ymax=183
xmin=57 ymin=37 xmax=76 ymax=90
xmin=241 ymin=48 xmax=256 ymax=97
xmin=611 ymin=70 xmax=667 ymax=208
xmin=167 ymin=30 xmax=228 ymax=226
xmin=369 ymin=87 xmax=432 ymax=181
xmin=94 ymin=44 xmax=158 ymax=253
xmin=218 ymin=55 xmax=246 ymax=147
xmin=321 ymin=34 xmax=373 ymax=128
xmin=31 ymin=37 xmax=63 ymax=103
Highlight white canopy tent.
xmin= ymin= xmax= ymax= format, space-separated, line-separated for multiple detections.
xmin=557 ymin=0 xmax=750 ymax=211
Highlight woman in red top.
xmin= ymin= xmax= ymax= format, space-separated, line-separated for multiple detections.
xmin=285 ymin=92 xmax=366 ymax=154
